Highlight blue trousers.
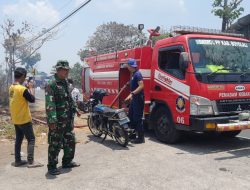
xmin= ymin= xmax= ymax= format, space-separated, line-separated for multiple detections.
xmin=128 ymin=94 xmax=144 ymax=132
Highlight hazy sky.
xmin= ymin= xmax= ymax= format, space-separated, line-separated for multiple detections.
xmin=0 ymin=0 xmax=249 ymax=74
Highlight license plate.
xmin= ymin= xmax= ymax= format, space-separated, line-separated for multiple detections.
xmin=118 ymin=117 xmax=130 ymax=125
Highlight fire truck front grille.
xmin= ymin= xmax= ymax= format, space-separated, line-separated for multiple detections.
xmin=216 ymin=99 xmax=250 ymax=113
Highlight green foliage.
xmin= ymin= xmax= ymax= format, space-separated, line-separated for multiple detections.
xmin=152 ymin=33 xmax=170 ymax=44
xmin=50 ymin=65 xmax=56 ymax=75
xmin=38 ymin=71 xmax=47 ymax=76
xmin=1 ymin=19 xmax=55 ymax=84
xmin=69 ymin=62 xmax=83 ymax=89
xmin=78 ymin=22 xmax=147 ymax=60
xmin=211 ymin=0 xmax=244 ymax=31
xmin=86 ymin=21 xmax=146 ymax=51
xmin=20 ymin=52 xmax=41 ymax=70
xmin=1 ymin=20 xmax=32 ymax=83
xmin=77 ymin=49 xmax=91 ymax=61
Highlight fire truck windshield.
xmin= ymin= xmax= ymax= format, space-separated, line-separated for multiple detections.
xmin=189 ymin=38 xmax=250 ymax=83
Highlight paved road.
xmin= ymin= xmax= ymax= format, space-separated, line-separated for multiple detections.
xmin=35 ymin=88 xmax=45 ymax=100
xmin=0 ymin=128 xmax=249 ymax=190
xmin=239 ymin=129 xmax=250 ymax=139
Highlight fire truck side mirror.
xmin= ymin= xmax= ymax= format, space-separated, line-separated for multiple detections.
xmin=179 ymin=52 xmax=190 ymax=71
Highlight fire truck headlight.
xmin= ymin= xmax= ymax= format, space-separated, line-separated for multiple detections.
xmin=190 ymin=95 xmax=214 ymax=116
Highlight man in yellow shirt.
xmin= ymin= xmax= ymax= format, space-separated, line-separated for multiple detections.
xmin=9 ymin=67 xmax=43 ymax=168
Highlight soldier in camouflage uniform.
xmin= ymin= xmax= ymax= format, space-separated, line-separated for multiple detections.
xmin=45 ymin=60 xmax=80 ymax=175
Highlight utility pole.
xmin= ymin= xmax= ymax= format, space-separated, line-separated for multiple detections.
xmin=12 ymin=42 xmax=15 ymax=83
xmin=10 ymin=33 xmax=17 ymax=83
xmin=5 ymin=56 xmax=10 ymax=88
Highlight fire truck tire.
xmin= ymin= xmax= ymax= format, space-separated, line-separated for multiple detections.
xmin=153 ymin=106 xmax=181 ymax=144
xmin=220 ymin=130 xmax=241 ymax=138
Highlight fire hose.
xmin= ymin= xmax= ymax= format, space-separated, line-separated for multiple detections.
xmin=110 ymin=81 xmax=130 ymax=108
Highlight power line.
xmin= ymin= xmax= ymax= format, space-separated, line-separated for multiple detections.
xmin=39 ymin=0 xmax=73 ymax=29
xmin=18 ymin=0 xmax=92 ymax=48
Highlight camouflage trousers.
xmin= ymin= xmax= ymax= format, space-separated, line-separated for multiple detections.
xmin=47 ymin=121 xmax=75 ymax=170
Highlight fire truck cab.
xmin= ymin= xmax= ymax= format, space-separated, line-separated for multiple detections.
xmin=82 ymin=26 xmax=250 ymax=143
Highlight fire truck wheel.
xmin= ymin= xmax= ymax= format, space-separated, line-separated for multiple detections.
xmin=220 ymin=130 xmax=241 ymax=138
xmin=153 ymin=106 xmax=181 ymax=144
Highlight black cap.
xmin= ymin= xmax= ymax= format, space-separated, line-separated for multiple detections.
xmin=14 ymin=67 xmax=27 ymax=79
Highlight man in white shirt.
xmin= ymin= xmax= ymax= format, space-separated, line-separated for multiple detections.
xmin=68 ymin=79 xmax=81 ymax=103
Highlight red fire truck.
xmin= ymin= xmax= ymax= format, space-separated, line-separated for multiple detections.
xmin=82 ymin=26 xmax=250 ymax=143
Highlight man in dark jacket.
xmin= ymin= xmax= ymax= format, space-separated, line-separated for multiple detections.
xmin=125 ymin=58 xmax=145 ymax=144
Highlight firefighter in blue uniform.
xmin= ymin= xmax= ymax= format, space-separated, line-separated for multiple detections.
xmin=125 ymin=58 xmax=145 ymax=144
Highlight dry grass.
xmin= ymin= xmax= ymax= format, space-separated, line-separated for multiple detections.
xmin=0 ymin=124 xmax=16 ymax=139
xmin=0 ymin=113 xmax=15 ymax=139
xmin=0 ymin=99 xmax=88 ymax=142
xmin=0 ymin=123 xmax=48 ymax=141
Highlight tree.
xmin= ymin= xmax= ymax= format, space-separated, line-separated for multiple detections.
xmin=212 ymin=0 xmax=244 ymax=31
xmin=50 ymin=65 xmax=56 ymax=75
xmin=19 ymin=52 xmax=41 ymax=70
xmin=152 ymin=27 xmax=170 ymax=44
xmin=38 ymin=71 xmax=48 ymax=77
xmin=0 ymin=65 xmax=8 ymax=105
xmin=78 ymin=22 xmax=147 ymax=60
xmin=69 ymin=62 xmax=82 ymax=89
xmin=77 ymin=49 xmax=92 ymax=62
xmin=15 ymin=37 xmax=42 ymax=70
xmin=1 ymin=19 xmax=55 ymax=84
